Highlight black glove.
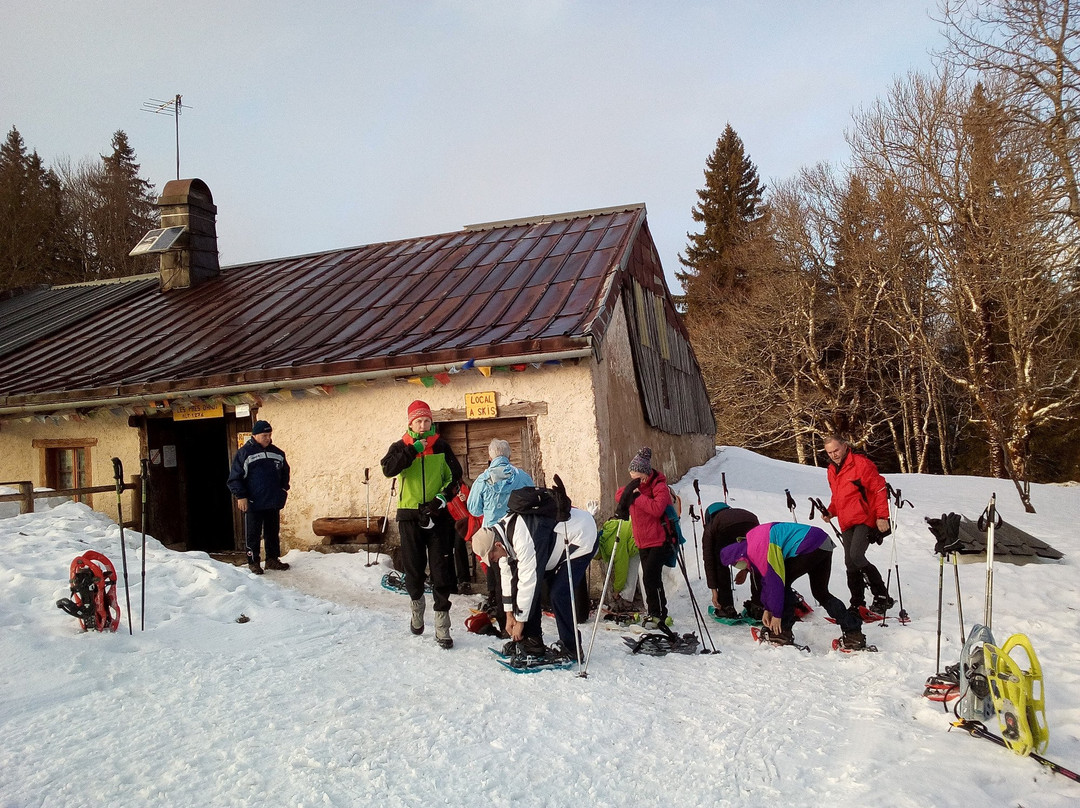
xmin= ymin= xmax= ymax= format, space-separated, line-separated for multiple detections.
xmin=614 ymin=478 xmax=641 ymax=520
xmin=417 ymin=496 xmax=446 ymax=522
xmin=552 ymin=474 xmax=572 ymax=521
xmin=926 ymin=512 xmax=962 ymax=555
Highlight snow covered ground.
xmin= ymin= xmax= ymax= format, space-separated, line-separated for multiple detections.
xmin=2 ymin=446 xmax=1078 ymax=807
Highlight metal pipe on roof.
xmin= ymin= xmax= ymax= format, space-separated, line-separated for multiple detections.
xmin=0 ymin=346 xmax=594 ymax=416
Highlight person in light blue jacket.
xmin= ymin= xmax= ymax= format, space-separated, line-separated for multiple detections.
xmin=467 ymin=439 xmax=534 ymax=632
xmin=466 ymin=439 xmax=534 ymax=528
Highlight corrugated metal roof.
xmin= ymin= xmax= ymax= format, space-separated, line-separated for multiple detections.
xmin=0 ymin=206 xmax=651 ymax=410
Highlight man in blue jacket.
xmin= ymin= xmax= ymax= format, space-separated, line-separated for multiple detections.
xmin=228 ymin=420 xmax=291 ymax=575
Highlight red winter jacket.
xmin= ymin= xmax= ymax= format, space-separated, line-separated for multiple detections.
xmin=617 ymin=470 xmax=672 ymax=549
xmin=826 ymin=451 xmax=889 ymax=531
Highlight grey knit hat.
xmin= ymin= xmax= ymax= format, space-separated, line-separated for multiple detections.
xmin=629 ymin=447 xmax=652 ymax=474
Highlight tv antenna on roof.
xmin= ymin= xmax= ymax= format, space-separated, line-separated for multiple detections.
xmin=141 ymin=94 xmax=190 ymax=180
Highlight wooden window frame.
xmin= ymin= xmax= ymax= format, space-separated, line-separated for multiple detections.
xmin=32 ymin=438 xmax=98 ymax=504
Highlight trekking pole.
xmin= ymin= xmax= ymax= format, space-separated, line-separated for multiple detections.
xmin=370 ymin=478 xmax=397 ymax=567
xmin=363 ymin=467 xmax=371 ymax=529
xmin=139 ymin=457 xmax=149 ymax=631
xmin=721 ymin=473 xmax=728 ymax=504
xmin=810 ymin=498 xmax=843 ymax=543
xmin=692 ymin=479 xmax=704 ymax=578
xmin=688 ymin=504 xmax=702 ymax=580
xmin=582 ymin=519 xmax=622 ymax=678
xmin=935 ymin=551 xmax=945 ymax=673
xmin=953 ymin=550 xmax=965 ymax=640
xmin=674 ymin=540 xmax=719 ymax=654
xmin=559 ymin=521 xmax=584 ymax=671
xmin=884 ymin=483 xmax=911 ymax=623
xmin=978 ymin=493 xmax=1000 ymax=630
xmin=110 ymin=458 xmax=134 ymax=636
xmin=785 ymin=489 xmax=798 ymax=523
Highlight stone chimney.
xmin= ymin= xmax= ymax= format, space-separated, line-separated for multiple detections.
xmin=157 ymin=178 xmax=219 ymax=291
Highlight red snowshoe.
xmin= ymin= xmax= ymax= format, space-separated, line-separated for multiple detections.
xmin=56 ymin=551 xmax=120 ymax=632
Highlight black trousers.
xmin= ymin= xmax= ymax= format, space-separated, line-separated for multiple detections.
xmin=842 ymin=524 xmax=888 ymax=606
xmin=639 ymin=545 xmax=668 ymax=619
xmin=783 ymin=548 xmax=860 ymax=634
xmin=245 ymin=509 xmax=281 ymax=564
xmin=398 ymin=516 xmax=455 ymax=612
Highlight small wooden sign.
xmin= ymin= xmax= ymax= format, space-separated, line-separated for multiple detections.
xmin=465 ymin=391 xmax=498 ymax=419
xmin=172 ymin=400 xmax=225 ymax=421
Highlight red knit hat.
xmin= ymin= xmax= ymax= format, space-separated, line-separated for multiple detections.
xmin=407 ymin=400 xmax=432 ymax=424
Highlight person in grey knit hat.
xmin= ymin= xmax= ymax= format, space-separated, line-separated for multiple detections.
xmin=615 ymin=447 xmax=672 ymax=628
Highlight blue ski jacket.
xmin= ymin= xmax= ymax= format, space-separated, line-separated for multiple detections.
xmin=227 ymin=438 xmax=290 ymax=511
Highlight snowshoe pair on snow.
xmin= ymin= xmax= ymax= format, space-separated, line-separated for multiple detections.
xmin=492 ymin=639 xmax=575 ymax=673
xmin=624 ymin=630 xmax=700 ymax=656
xmin=56 ymin=551 xmax=121 ymax=632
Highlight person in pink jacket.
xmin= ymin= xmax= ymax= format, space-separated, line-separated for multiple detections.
xmin=615 ymin=448 xmax=672 ymax=628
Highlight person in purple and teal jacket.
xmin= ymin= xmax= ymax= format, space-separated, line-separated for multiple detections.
xmin=721 ymin=522 xmax=866 ymax=650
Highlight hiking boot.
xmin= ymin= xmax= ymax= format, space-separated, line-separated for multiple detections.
xmin=758 ymin=626 xmax=794 ymax=646
xmin=871 ymin=595 xmax=896 ymax=615
xmin=548 ymin=641 xmax=576 ymax=664
xmin=641 ymin=615 xmax=673 ymax=630
xmin=512 ymin=635 xmax=546 ymax=663
xmin=840 ymin=630 xmax=867 ymax=651
xmin=712 ymin=604 xmax=739 ymax=620
xmin=265 ymin=558 xmax=290 ymax=571
xmin=434 ymin=610 xmax=453 ymax=649
xmin=248 ymin=562 xmax=264 ymax=575
xmin=501 ymin=639 xmax=520 ymax=658
xmin=410 ymin=598 xmax=425 ymax=635
xmin=607 ymin=595 xmax=635 ymax=614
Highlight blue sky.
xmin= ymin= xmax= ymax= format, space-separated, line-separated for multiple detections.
xmin=2 ymin=1 xmax=944 ymax=289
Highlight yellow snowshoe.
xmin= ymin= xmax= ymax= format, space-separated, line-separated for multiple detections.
xmin=982 ymin=634 xmax=1049 ymax=757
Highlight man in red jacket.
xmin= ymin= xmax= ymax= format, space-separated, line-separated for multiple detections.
xmin=820 ymin=436 xmax=895 ymax=615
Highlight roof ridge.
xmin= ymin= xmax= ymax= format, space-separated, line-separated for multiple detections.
xmin=462 ymin=203 xmax=646 ymax=233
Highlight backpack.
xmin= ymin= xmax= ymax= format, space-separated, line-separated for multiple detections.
xmin=55 ymin=551 xmax=120 ymax=632
xmin=661 ymin=504 xmax=686 ymax=568
xmin=507 ymin=474 xmax=572 ymax=522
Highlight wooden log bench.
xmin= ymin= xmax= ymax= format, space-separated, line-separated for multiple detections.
xmin=312 ymin=517 xmax=386 ymax=546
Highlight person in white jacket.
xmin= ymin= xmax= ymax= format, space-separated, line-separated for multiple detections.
xmin=473 ymin=506 xmax=598 ymax=662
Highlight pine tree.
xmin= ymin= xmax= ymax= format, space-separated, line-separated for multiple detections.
xmin=0 ymin=127 xmax=71 ymax=291
xmin=87 ymin=130 xmax=158 ymax=279
xmin=678 ymin=125 xmax=767 ymax=319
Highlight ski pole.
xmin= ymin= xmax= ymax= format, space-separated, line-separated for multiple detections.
xmin=559 ymin=521 xmax=584 ymax=671
xmin=111 ymin=457 xmax=134 ymax=636
xmin=810 ymin=497 xmax=842 ymax=542
xmin=688 ymin=504 xmax=702 ymax=580
xmin=582 ymin=519 xmax=622 ymax=678
xmin=692 ymin=479 xmax=704 ymax=578
xmin=785 ymin=489 xmax=798 ymax=523
xmin=139 ymin=457 xmax=149 ymax=632
xmin=721 ymin=472 xmax=728 ymax=504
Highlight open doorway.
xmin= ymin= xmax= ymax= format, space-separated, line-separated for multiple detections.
xmin=144 ymin=413 xmax=250 ymax=552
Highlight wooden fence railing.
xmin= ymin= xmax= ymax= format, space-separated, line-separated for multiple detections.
xmin=0 ymin=477 xmax=142 ymax=528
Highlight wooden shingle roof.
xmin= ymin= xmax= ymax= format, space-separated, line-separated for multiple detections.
xmin=0 ymin=205 xmax=711 ymax=432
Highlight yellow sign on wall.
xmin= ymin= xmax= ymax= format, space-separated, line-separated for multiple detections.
xmin=465 ymin=391 xmax=498 ymax=419
xmin=172 ymin=400 xmax=225 ymax=421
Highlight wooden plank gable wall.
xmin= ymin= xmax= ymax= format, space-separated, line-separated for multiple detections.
xmin=621 ymin=227 xmax=716 ymax=436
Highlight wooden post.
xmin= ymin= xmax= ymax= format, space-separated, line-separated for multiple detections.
xmin=18 ymin=481 xmax=33 ymax=515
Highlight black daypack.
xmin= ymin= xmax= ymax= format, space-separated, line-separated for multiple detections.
xmin=507 ymin=475 xmax=572 ymax=522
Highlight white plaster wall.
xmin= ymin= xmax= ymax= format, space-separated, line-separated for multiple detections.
xmin=255 ymin=362 xmax=601 ymax=550
xmin=0 ymin=415 xmax=142 ymax=523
